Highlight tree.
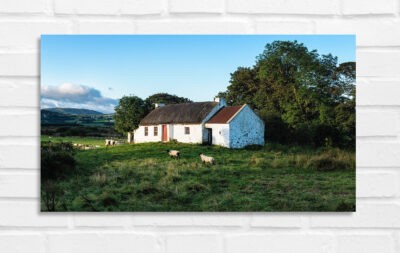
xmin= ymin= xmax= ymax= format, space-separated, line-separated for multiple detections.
xmin=225 ymin=67 xmax=258 ymax=107
xmin=219 ymin=40 xmax=355 ymax=147
xmin=114 ymin=95 xmax=147 ymax=134
xmin=144 ymin=93 xmax=192 ymax=111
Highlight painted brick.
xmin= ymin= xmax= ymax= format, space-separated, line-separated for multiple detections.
xmin=0 ymin=114 xmax=39 ymax=136
xmin=357 ymin=142 xmax=400 ymax=167
xmin=342 ymin=0 xmax=395 ymax=15
xmin=54 ymin=0 xmax=120 ymax=15
xmin=0 ymin=80 xmax=38 ymax=107
xmin=0 ymin=234 xmax=46 ymax=253
xmin=0 ymin=53 xmax=38 ymax=76
xmin=0 ymin=0 xmax=399 ymax=251
xmin=169 ymin=0 xmax=224 ymax=13
xmin=227 ymin=0 xmax=339 ymax=14
xmin=0 ymin=201 xmax=69 ymax=227
xmin=314 ymin=18 xmax=400 ymax=46
xmin=73 ymin=214 xmax=131 ymax=227
xmin=250 ymin=214 xmax=302 ymax=227
xmin=135 ymin=20 xmax=252 ymax=34
xmin=225 ymin=234 xmax=333 ymax=253
xmin=166 ymin=234 xmax=222 ymax=253
xmin=0 ymin=0 xmax=46 ymax=14
xmin=121 ymin=0 xmax=164 ymax=15
xmin=357 ymin=50 xmax=400 ymax=78
xmin=357 ymin=81 xmax=400 ymax=105
xmin=78 ymin=20 xmax=134 ymax=33
xmin=55 ymin=0 xmax=163 ymax=15
xmin=255 ymin=20 xmax=313 ymax=34
xmin=336 ymin=234 xmax=396 ymax=253
xmin=0 ymin=145 xmax=39 ymax=169
xmin=191 ymin=214 xmax=249 ymax=227
xmin=131 ymin=214 xmax=248 ymax=227
xmin=357 ymin=172 xmax=398 ymax=198
xmin=48 ymin=233 xmax=160 ymax=253
xmin=0 ymin=21 xmax=72 ymax=50
xmin=356 ymin=110 xmax=397 ymax=137
xmin=0 ymin=173 xmax=39 ymax=198
xmin=310 ymin=203 xmax=400 ymax=228
xmin=131 ymin=214 xmax=193 ymax=226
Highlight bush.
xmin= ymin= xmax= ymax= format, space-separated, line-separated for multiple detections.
xmin=41 ymin=142 xmax=77 ymax=181
xmin=244 ymin=144 xmax=263 ymax=150
xmin=260 ymin=111 xmax=291 ymax=144
xmin=306 ymin=149 xmax=354 ymax=171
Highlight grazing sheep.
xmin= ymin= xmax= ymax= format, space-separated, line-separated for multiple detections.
xmin=167 ymin=150 xmax=180 ymax=159
xmin=105 ymin=139 xmax=116 ymax=146
xmin=199 ymin=153 xmax=215 ymax=165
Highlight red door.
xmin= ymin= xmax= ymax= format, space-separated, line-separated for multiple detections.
xmin=162 ymin=125 xmax=168 ymax=141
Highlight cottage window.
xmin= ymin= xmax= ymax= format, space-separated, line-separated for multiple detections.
xmin=184 ymin=127 xmax=190 ymax=135
xmin=154 ymin=126 xmax=158 ymax=136
xmin=144 ymin=127 xmax=148 ymax=136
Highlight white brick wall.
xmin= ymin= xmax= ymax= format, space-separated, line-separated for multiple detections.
xmin=0 ymin=0 xmax=399 ymax=252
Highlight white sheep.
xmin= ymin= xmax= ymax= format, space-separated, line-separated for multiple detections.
xmin=105 ymin=139 xmax=116 ymax=146
xmin=199 ymin=153 xmax=215 ymax=165
xmin=167 ymin=150 xmax=180 ymax=159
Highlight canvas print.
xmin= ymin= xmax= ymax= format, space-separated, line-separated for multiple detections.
xmin=41 ymin=35 xmax=355 ymax=212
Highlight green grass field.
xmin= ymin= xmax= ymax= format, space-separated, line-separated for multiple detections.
xmin=41 ymin=135 xmax=122 ymax=146
xmin=41 ymin=139 xmax=355 ymax=212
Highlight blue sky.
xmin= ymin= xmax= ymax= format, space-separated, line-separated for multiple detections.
xmin=41 ymin=35 xmax=355 ymax=113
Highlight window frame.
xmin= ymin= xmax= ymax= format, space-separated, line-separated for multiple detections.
xmin=184 ymin=126 xmax=190 ymax=135
xmin=154 ymin=126 xmax=158 ymax=136
xmin=144 ymin=126 xmax=148 ymax=136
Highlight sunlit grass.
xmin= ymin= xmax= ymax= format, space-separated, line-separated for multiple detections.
xmin=41 ymin=139 xmax=355 ymax=212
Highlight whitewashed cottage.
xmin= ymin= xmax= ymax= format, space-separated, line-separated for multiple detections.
xmin=133 ymin=98 xmax=264 ymax=148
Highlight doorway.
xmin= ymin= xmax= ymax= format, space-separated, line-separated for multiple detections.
xmin=206 ymin=128 xmax=212 ymax=145
xmin=162 ymin=125 xmax=168 ymax=142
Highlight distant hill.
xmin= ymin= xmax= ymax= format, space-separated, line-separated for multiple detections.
xmin=44 ymin=108 xmax=103 ymax=115
xmin=41 ymin=109 xmax=76 ymax=125
xmin=41 ymin=109 xmax=113 ymax=126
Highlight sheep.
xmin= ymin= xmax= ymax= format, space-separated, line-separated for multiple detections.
xmin=199 ymin=153 xmax=215 ymax=165
xmin=167 ymin=150 xmax=180 ymax=159
xmin=105 ymin=139 xmax=116 ymax=146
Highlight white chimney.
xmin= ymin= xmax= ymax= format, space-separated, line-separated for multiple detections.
xmin=214 ymin=97 xmax=226 ymax=107
xmin=154 ymin=103 xmax=165 ymax=108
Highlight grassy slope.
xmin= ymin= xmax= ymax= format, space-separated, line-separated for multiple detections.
xmin=42 ymin=140 xmax=355 ymax=212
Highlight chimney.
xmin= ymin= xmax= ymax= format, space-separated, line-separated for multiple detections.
xmin=154 ymin=103 xmax=165 ymax=108
xmin=214 ymin=97 xmax=226 ymax=107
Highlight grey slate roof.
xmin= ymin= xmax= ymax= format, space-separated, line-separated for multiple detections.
xmin=139 ymin=102 xmax=218 ymax=125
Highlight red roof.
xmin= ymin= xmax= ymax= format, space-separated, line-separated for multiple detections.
xmin=206 ymin=105 xmax=243 ymax=124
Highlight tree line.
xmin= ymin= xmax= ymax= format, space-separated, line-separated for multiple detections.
xmin=114 ymin=40 xmax=355 ymax=148
xmin=218 ymin=40 xmax=355 ymax=148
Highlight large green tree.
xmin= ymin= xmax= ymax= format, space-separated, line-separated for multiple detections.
xmin=220 ymin=40 xmax=355 ymax=147
xmin=144 ymin=93 xmax=192 ymax=111
xmin=114 ymin=95 xmax=147 ymax=134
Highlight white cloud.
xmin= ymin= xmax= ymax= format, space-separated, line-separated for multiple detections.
xmin=41 ymin=83 xmax=118 ymax=113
